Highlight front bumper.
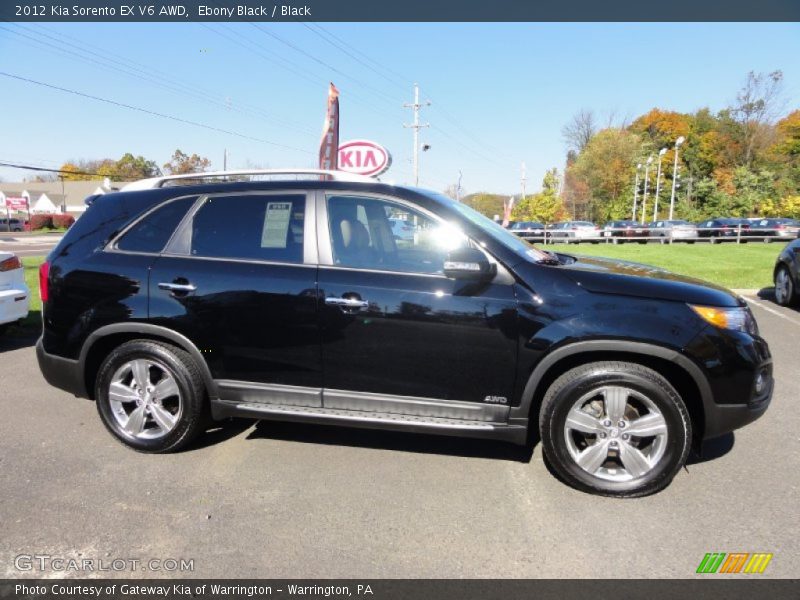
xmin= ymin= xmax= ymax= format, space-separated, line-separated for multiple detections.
xmin=36 ymin=338 xmax=87 ymax=398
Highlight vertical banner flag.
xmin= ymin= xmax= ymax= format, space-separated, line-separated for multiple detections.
xmin=319 ymin=82 xmax=340 ymax=171
xmin=502 ymin=196 xmax=515 ymax=227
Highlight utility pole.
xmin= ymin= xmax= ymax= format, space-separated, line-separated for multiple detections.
xmin=632 ymin=163 xmax=642 ymax=221
xmin=521 ymin=162 xmax=527 ymax=200
xmin=403 ymin=83 xmax=430 ymax=186
xmin=653 ymin=147 xmax=667 ymax=222
xmin=456 ymin=170 xmax=463 ymax=202
xmin=223 ymin=149 xmax=227 ymax=171
xmin=641 ymin=156 xmax=653 ymax=225
xmin=668 ymin=136 xmax=685 ymax=220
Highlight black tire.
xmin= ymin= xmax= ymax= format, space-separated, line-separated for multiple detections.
xmin=539 ymin=361 xmax=691 ymax=498
xmin=774 ymin=265 xmax=797 ymax=307
xmin=95 ymin=340 xmax=208 ymax=453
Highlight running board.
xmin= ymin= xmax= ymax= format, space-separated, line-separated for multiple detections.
xmin=211 ymin=400 xmax=528 ymax=445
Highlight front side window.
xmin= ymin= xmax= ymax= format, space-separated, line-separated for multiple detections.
xmin=117 ymin=196 xmax=196 ymax=253
xmin=190 ymin=194 xmax=306 ymax=263
xmin=327 ymin=195 xmax=466 ymax=274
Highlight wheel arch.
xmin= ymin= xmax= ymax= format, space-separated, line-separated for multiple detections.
xmin=79 ymin=323 xmax=218 ymax=401
xmin=511 ymin=341 xmax=712 ymax=441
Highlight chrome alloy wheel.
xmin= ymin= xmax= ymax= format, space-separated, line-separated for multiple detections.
xmin=775 ymin=267 xmax=793 ymax=305
xmin=564 ymin=386 xmax=668 ymax=482
xmin=108 ymin=359 xmax=182 ymax=440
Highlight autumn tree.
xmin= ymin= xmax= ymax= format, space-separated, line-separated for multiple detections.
xmin=162 ymin=149 xmax=211 ymax=175
xmin=511 ymin=169 xmax=567 ymax=224
xmin=731 ymin=70 xmax=784 ymax=167
xmin=562 ymin=109 xmax=597 ymax=153
xmin=460 ymin=193 xmax=506 ymax=219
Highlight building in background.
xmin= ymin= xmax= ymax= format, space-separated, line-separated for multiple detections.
xmin=0 ymin=179 xmax=130 ymax=219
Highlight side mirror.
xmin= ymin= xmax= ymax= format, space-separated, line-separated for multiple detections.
xmin=443 ymin=247 xmax=495 ymax=281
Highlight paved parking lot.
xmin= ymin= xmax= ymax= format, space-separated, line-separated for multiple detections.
xmin=0 ymin=233 xmax=62 ymax=258
xmin=1 ymin=296 xmax=798 ymax=579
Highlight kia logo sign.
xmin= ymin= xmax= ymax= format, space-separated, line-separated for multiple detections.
xmin=338 ymin=140 xmax=392 ymax=177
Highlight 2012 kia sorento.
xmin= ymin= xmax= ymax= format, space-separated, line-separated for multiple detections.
xmin=36 ymin=169 xmax=773 ymax=497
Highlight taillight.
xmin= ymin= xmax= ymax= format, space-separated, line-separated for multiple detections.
xmin=0 ymin=256 xmax=22 ymax=271
xmin=777 ymin=225 xmax=786 ymax=230
xmin=39 ymin=261 xmax=50 ymax=303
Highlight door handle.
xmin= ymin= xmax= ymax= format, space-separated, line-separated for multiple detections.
xmin=158 ymin=282 xmax=197 ymax=293
xmin=325 ymin=296 xmax=369 ymax=309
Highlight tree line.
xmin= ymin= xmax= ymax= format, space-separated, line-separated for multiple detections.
xmin=459 ymin=70 xmax=799 ymax=224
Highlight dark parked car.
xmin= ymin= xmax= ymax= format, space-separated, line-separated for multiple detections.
xmin=37 ymin=169 xmax=772 ymax=497
xmin=0 ymin=217 xmax=25 ymax=232
xmin=602 ymin=220 xmax=647 ymax=244
xmin=696 ymin=218 xmax=750 ymax=243
xmin=774 ymin=237 xmax=800 ymax=306
xmin=746 ymin=218 xmax=800 ymax=243
xmin=509 ymin=221 xmax=545 ymax=241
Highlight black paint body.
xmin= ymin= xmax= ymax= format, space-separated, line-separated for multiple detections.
xmin=37 ymin=180 xmax=772 ymax=442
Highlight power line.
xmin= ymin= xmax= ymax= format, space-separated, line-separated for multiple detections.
xmin=0 ymin=71 xmax=315 ymax=155
xmin=0 ymin=161 xmax=103 ymax=177
xmin=1 ymin=23 xmax=318 ymax=138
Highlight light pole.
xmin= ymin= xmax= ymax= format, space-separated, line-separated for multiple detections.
xmin=668 ymin=136 xmax=685 ymax=220
xmin=641 ymin=156 xmax=653 ymax=225
xmin=652 ymin=147 xmax=667 ymax=222
xmin=632 ymin=163 xmax=642 ymax=221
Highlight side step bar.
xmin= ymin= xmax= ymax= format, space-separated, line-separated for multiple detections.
xmin=211 ymin=400 xmax=528 ymax=445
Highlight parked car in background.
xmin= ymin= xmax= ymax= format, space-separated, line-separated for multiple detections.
xmin=0 ymin=251 xmax=29 ymax=336
xmin=774 ymin=237 xmax=800 ymax=306
xmin=649 ymin=220 xmax=698 ymax=244
xmin=746 ymin=218 xmax=800 ymax=242
xmin=389 ymin=217 xmax=415 ymax=242
xmin=602 ymin=220 xmax=647 ymax=244
xmin=0 ymin=218 xmax=25 ymax=232
xmin=549 ymin=221 xmax=601 ymax=244
xmin=696 ymin=218 xmax=750 ymax=243
xmin=509 ymin=221 xmax=546 ymax=241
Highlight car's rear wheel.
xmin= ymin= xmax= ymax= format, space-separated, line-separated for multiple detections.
xmin=775 ymin=265 xmax=796 ymax=307
xmin=95 ymin=340 xmax=208 ymax=452
xmin=539 ymin=361 xmax=691 ymax=497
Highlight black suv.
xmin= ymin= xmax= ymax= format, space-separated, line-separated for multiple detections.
xmin=37 ymin=171 xmax=773 ymax=497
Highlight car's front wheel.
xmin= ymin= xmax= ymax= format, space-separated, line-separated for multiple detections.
xmin=540 ymin=361 xmax=691 ymax=497
xmin=775 ymin=265 xmax=796 ymax=307
xmin=95 ymin=340 xmax=208 ymax=452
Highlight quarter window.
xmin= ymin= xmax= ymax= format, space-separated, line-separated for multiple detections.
xmin=117 ymin=196 xmax=196 ymax=253
xmin=190 ymin=194 xmax=306 ymax=263
xmin=327 ymin=195 xmax=466 ymax=274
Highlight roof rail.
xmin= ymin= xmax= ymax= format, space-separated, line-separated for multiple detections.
xmin=120 ymin=169 xmax=376 ymax=191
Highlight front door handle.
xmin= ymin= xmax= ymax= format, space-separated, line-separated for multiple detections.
xmin=325 ymin=296 xmax=369 ymax=309
xmin=158 ymin=281 xmax=197 ymax=294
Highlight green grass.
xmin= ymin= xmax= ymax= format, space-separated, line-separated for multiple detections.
xmin=546 ymin=242 xmax=781 ymax=290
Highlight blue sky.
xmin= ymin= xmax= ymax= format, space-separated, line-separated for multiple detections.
xmin=1 ymin=22 xmax=799 ymax=194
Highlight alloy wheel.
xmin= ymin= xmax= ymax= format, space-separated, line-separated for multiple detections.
xmin=108 ymin=359 xmax=182 ymax=439
xmin=563 ymin=385 xmax=669 ymax=482
xmin=776 ymin=267 xmax=793 ymax=305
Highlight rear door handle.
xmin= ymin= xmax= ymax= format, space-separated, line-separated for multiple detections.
xmin=158 ymin=282 xmax=197 ymax=293
xmin=325 ymin=297 xmax=369 ymax=309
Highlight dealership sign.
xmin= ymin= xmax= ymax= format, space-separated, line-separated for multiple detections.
xmin=4 ymin=197 xmax=28 ymax=211
xmin=338 ymin=140 xmax=391 ymax=177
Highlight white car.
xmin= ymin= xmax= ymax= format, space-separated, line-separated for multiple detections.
xmin=0 ymin=252 xmax=29 ymax=335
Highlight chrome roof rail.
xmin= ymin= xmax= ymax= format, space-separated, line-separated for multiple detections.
xmin=121 ymin=169 xmax=376 ymax=191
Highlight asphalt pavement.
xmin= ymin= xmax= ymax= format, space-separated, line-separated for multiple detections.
xmin=1 ymin=295 xmax=798 ymax=579
xmin=0 ymin=233 xmax=62 ymax=258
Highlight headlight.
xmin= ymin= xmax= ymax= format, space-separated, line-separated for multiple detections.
xmin=690 ymin=304 xmax=758 ymax=335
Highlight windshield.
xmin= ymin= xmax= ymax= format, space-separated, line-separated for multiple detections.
xmin=430 ymin=193 xmax=552 ymax=262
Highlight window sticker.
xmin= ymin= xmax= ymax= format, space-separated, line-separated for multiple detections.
xmin=261 ymin=201 xmax=292 ymax=248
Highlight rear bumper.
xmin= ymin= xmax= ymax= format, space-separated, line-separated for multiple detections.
xmin=0 ymin=287 xmax=29 ymax=325
xmin=36 ymin=338 xmax=87 ymax=398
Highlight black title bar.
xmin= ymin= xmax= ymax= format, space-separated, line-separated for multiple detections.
xmin=2 ymin=0 xmax=800 ymax=22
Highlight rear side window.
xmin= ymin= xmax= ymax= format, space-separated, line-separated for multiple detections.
xmin=190 ymin=194 xmax=306 ymax=263
xmin=117 ymin=196 xmax=196 ymax=253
